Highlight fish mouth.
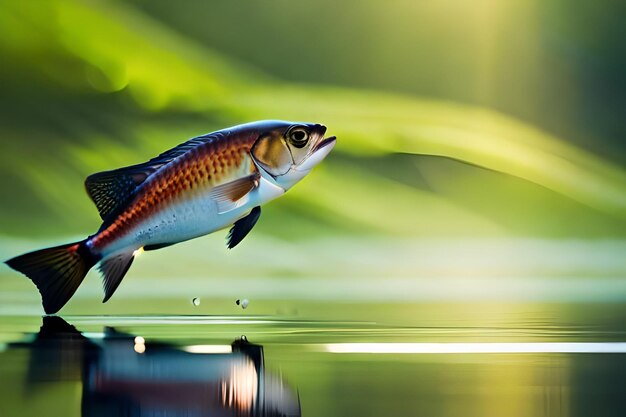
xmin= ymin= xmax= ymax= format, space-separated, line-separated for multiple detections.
xmin=309 ymin=123 xmax=335 ymax=153
xmin=313 ymin=136 xmax=337 ymax=152
xmin=294 ymin=134 xmax=336 ymax=172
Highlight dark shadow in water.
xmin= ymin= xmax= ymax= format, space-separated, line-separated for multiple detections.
xmin=9 ymin=316 xmax=301 ymax=417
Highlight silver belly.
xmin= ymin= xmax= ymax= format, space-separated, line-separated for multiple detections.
xmin=99 ymin=174 xmax=284 ymax=257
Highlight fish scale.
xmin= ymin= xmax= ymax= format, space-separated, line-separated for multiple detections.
xmin=90 ymin=135 xmax=254 ymax=252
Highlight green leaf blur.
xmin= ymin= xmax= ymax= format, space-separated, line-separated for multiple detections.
xmin=0 ymin=0 xmax=624 ymax=240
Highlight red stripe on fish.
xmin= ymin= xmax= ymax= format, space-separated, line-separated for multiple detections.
xmin=90 ymin=135 xmax=255 ymax=250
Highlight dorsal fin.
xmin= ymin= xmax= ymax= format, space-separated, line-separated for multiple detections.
xmin=85 ymin=166 xmax=153 ymax=221
xmin=85 ymin=133 xmax=221 ymax=220
xmin=146 ymin=134 xmax=217 ymax=164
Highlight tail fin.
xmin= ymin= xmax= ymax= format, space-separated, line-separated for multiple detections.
xmin=5 ymin=240 xmax=97 ymax=314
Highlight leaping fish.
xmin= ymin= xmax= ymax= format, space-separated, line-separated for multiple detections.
xmin=6 ymin=121 xmax=336 ymax=314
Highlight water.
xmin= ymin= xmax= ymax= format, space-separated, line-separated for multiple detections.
xmin=1 ymin=237 xmax=625 ymax=415
xmin=0 ymin=301 xmax=625 ymax=417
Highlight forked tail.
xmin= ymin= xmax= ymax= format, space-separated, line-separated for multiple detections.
xmin=5 ymin=240 xmax=97 ymax=314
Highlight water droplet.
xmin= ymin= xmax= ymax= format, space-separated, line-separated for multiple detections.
xmin=192 ymin=298 xmax=201 ymax=306
xmin=241 ymin=299 xmax=249 ymax=309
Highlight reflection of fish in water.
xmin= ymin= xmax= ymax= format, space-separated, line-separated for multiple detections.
xmin=5 ymin=121 xmax=336 ymax=314
xmin=10 ymin=317 xmax=301 ymax=417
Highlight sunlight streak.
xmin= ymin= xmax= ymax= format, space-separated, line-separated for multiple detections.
xmin=183 ymin=345 xmax=233 ymax=354
xmin=324 ymin=342 xmax=626 ymax=354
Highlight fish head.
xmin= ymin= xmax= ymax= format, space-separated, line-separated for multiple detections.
xmin=250 ymin=121 xmax=336 ymax=190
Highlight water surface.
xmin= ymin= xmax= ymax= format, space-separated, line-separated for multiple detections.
xmin=1 ymin=301 xmax=625 ymax=417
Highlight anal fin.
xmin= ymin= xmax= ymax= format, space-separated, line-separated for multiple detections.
xmin=99 ymin=251 xmax=135 ymax=302
xmin=227 ymin=206 xmax=261 ymax=249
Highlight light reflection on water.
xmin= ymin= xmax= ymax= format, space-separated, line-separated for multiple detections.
xmin=2 ymin=317 xmax=300 ymax=417
xmin=323 ymin=342 xmax=626 ymax=353
xmin=0 ymin=305 xmax=625 ymax=417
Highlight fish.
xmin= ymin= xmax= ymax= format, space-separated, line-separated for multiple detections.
xmin=5 ymin=120 xmax=336 ymax=314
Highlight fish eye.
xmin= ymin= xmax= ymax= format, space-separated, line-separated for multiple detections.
xmin=288 ymin=128 xmax=309 ymax=148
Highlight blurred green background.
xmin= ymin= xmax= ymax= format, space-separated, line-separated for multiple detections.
xmin=0 ymin=0 xmax=625 ymax=313
xmin=1 ymin=0 xmax=625 ymax=238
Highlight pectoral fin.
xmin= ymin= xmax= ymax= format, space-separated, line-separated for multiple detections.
xmin=227 ymin=206 xmax=261 ymax=249
xmin=209 ymin=174 xmax=259 ymax=213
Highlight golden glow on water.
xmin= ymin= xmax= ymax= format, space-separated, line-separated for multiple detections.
xmin=134 ymin=335 xmax=146 ymax=353
xmin=220 ymin=358 xmax=258 ymax=412
xmin=324 ymin=342 xmax=626 ymax=354
xmin=182 ymin=345 xmax=233 ymax=354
